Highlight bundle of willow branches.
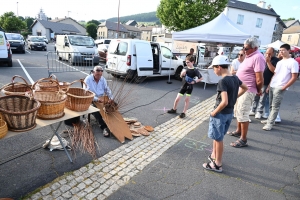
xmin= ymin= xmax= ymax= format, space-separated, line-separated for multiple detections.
xmin=103 ymin=73 xmax=144 ymax=115
xmin=67 ymin=120 xmax=99 ymax=159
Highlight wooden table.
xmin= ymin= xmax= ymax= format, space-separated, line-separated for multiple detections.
xmin=5 ymin=106 xmax=99 ymax=163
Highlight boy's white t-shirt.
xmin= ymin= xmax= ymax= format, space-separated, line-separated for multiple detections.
xmin=231 ymin=59 xmax=241 ymax=71
xmin=270 ymin=58 xmax=298 ymax=90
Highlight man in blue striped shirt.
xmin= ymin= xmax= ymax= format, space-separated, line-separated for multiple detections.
xmin=84 ymin=66 xmax=113 ymax=137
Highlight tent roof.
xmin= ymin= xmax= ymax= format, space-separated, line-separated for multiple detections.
xmin=267 ymin=40 xmax=285 ymax=50
xmin=172 ymin=13 xmax=251 ymax=45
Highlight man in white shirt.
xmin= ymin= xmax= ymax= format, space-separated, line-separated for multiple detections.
xmin=262 ymin=44 xmax=298 ymax=131
xmin=230 ymin=50 xmax=245 ymax=75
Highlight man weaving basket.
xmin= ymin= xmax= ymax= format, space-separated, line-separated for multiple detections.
xmin=84 ymin=66 xmax=113 ymax=137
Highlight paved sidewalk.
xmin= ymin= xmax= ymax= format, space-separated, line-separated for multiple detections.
xmin=25 ymin=94 xmax=216 ymax=199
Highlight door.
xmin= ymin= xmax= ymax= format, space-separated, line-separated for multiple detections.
xmin=135 ymin=42 xmax=153 ymax=76
xmin=160 ymin=46 xmax=175 ymax=76
xmin=0 ymin=32 xmax=7 ymax=59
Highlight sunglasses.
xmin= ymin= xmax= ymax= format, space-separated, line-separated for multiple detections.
xmin=243 ymin=47 xmax=253 ymax=51
xmin=238 ymin=54 xmax=244 ymax=56
xmin=96 ymin=70 xmax=103 ymax=72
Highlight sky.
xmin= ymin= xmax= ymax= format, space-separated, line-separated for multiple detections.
xmin=0 ymin=0 xmax=299 ymax=22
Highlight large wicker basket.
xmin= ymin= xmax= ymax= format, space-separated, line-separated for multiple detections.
xmin=0 ymin=119 xmax=8 ymax=139
xmin=66 ymin=80 xmax=95 ymax=112
xmin=1 ymin=75 xmax=32 ymax=96
xmin=0 ymin=95 xmax=41 ymax=132
xmin=33 ymin=85 xmax=67 ymax=120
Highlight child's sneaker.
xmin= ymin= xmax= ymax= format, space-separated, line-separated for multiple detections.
xmin=179 ymin=113 xmax=186 ymax=118
xmin=167 ymin=108 xmax=177 ymax=113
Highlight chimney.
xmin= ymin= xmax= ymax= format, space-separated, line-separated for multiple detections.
xmin=257 ymin=1 xmax=266 ymax=8
xmin=267 ymin=4 xmax=271 ymax=9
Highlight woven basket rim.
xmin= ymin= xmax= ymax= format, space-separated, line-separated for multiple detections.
xmin=34 ymin=92 xmax=67 ymax=102
xmin=0 ymin=95 xmax=41 ymax=115
xmin=67 ymin=88 xmax=95 ymax=98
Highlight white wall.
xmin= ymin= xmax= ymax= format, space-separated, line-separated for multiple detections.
xmin=224 ymin=7 xmax=277 ymax=45
xmin=32 ymin=21 xmax=47 ymax=37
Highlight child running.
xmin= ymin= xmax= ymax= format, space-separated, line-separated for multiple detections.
xmin=203 ymin=55 xmax=248 ymax=172
xmin=167 ymin=55 xmax=202 ymax=118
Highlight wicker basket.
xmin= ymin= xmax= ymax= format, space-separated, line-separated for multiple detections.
xmin=1 ymin=75 xmax=32 ymax=96
xmin=34 ymin=86 xmax=67 ymax=120
xmin=59 ymin=81 xmax=71 ymax=92
xmin=0 ymin=119 xmax=8 ymax=139
xmin=32 ymin=75 xmax=60 ymax=92
xmin=0 ymin=95 xmax=41 ymax=132
xmin=66 ymin=80 xmax=95 ymax=112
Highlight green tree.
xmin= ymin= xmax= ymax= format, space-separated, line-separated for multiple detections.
xmin=282 ymin=17 xmax=295 ymax=21
xmin=24 ymin=17 xmax=35 ymax=30
xmin=87 ymin=19 xmax=100 ymax=26
xmin=157 ymin=0 xmax=228 ymax=31
xmin=86 ymin=23 xmax=97 ymax=39
xmin=0 ymin=12 xmax=26 ymax=32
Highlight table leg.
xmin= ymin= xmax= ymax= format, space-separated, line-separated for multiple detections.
xmin=49 ymin=122 xmax=73 ymax=163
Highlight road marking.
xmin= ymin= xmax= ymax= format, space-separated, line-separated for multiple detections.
xmin=17 ymin=59 xmax=34 ymax=84
xmin=26 ymin=50 xmax=31 ymax=54
xmin=55 ymin=59 xmax=89 ymax=76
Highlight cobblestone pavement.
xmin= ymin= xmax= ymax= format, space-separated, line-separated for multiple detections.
xmin=25 ymin=95 xmax=216 ymax=200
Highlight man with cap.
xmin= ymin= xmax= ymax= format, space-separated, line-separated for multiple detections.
xmin=203 ymin=55 xmax=248 ymax=172
xmin=84 ymin=66 xmax=113 ymax=137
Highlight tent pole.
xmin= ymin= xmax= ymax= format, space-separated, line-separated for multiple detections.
xmin=167 ymin=39 xmax=173 ymax=84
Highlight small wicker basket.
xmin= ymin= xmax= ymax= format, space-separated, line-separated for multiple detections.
xmin=0 ymin=95 xmax=41 ymax=132
xmin=1 ymin=75 xmax=32 ymax=96
xmin=33 ymin=85 xmax=67 ymax=120
xmin=0 ymin=119 xmax=8 ymax=139
xmin=66 ymin=80 xmax=95 ymax=112
xmin=32 ymin=75 xmax=60 ymax=92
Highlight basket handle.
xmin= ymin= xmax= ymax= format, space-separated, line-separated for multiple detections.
xmin=69 ymin=79 xmax=87 ymax=88
xmin=12 ymin=75 xmax=30 ymax=85
xmin=49 ymin=74 xmax=58 ymax=81
xmin=32 ymin=77 xmax=60 ymax=90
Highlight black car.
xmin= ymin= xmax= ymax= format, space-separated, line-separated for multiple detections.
xmin=5 ymin=33 xmax=25 ymax=54
xmin=27 ymin=37 xmax=47 ymax=51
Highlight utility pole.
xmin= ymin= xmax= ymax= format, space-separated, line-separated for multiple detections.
xmin=17 ymin=2 xmax=19 ymax=17
xmin=68 ymin=11 xmax=71 ymax=18
xmin=117 ymin=0 xmax=120 ymax=39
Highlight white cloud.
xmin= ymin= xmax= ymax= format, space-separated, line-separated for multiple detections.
xmin=292 ymin=6 xmax=299 ymax=10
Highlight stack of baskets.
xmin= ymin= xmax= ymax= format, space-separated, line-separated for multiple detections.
xmin=32 ymin=79 xmax=67 ymax=120
xmin=65 ymin=80 xmax=95 ymax=112
xmin=0 ymin=95 xmax=40 ymax=132
xmin=1 ymin=75 xmax=32 ymax=96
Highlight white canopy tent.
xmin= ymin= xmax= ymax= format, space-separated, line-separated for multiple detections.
xmin=267 ymin=40 xmax=285 ymax=50
xmin=172 ymin=13 xmax=251 ymax=45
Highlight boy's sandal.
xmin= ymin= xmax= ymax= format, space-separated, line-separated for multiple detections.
xmin=230 ymin=138 xmax=248 ymax=148
xmin=202 ymin=161 xmax=222 ymax=173
xmin=227 ymin=131 xmax=241 ymax=137
xmin=208 ymin=155 xmax=215 ymax=162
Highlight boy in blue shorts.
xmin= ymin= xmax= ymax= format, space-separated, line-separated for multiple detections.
xmin=167 ymin=55 xmax=202 ymax=118
xmin=203 ymin=55 xmax=248 ymax=172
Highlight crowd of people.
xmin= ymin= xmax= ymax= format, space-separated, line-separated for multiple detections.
xmin=82 ymin=37 xmax=298 ymax=173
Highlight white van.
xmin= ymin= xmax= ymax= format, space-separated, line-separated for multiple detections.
xmin=105 ymin=39 xmax=184 ymax=79
xmin=55 ymin=35 xmax=100 ymax=65
xmin=0 ymin=31 xmax=13 ymax=67
xmin=95 ymin=39 xmax=111 ymax=45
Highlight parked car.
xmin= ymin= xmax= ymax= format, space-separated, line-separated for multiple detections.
xmin=0 ymin=31 xmax=13 ymax=67
xmin=5 ymin=33 xmax=25 ymax=54
xmin=39 ymin=36 xmax=48 ymax=44
xmin=97 ymin=44 xmax=109 ymax=62
xmin=56 ymin=35 xmax=99 ymax=65
xmin=27 ymin=36 xmax=47 ymax=51
xmin=106 ymin=39 xmax=184 ymax=80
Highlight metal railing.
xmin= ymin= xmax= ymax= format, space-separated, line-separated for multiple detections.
xmin=46 ymin=51 xmax=99 ymax=77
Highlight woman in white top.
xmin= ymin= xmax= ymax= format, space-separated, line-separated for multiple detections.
xmin=230 ymin=50 xmax=245 ymax=75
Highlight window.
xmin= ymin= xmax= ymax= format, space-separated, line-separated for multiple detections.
xmin=256 ymin=18 xmax=263 ymax=28
xmin=254 ymin=35 xmax=259 ymax=38
xmin=161 ymin=46 xmax=173 ymax=59
xmin=237 ymin=14 xmax=244 ymax=25
xmin=288 ymin=35 xmax=292 ymax=41
xmin=117 ymin=42 xmax=128 ymax=56
xmin=274 ymin=24 xmax=278 ymax=31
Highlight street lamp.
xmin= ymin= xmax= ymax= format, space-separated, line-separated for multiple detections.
xmin=17 ymin=2 xmax=19 ymax=17
xmin=117 ymin=0 xmax=120 ymax=39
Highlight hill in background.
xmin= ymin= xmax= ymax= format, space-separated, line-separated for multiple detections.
xmin=105 ymin=11 xmax=160 ymax=25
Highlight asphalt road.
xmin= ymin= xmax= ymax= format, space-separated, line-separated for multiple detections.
xmin=0 ymin=44 xmax=217 ymax=198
